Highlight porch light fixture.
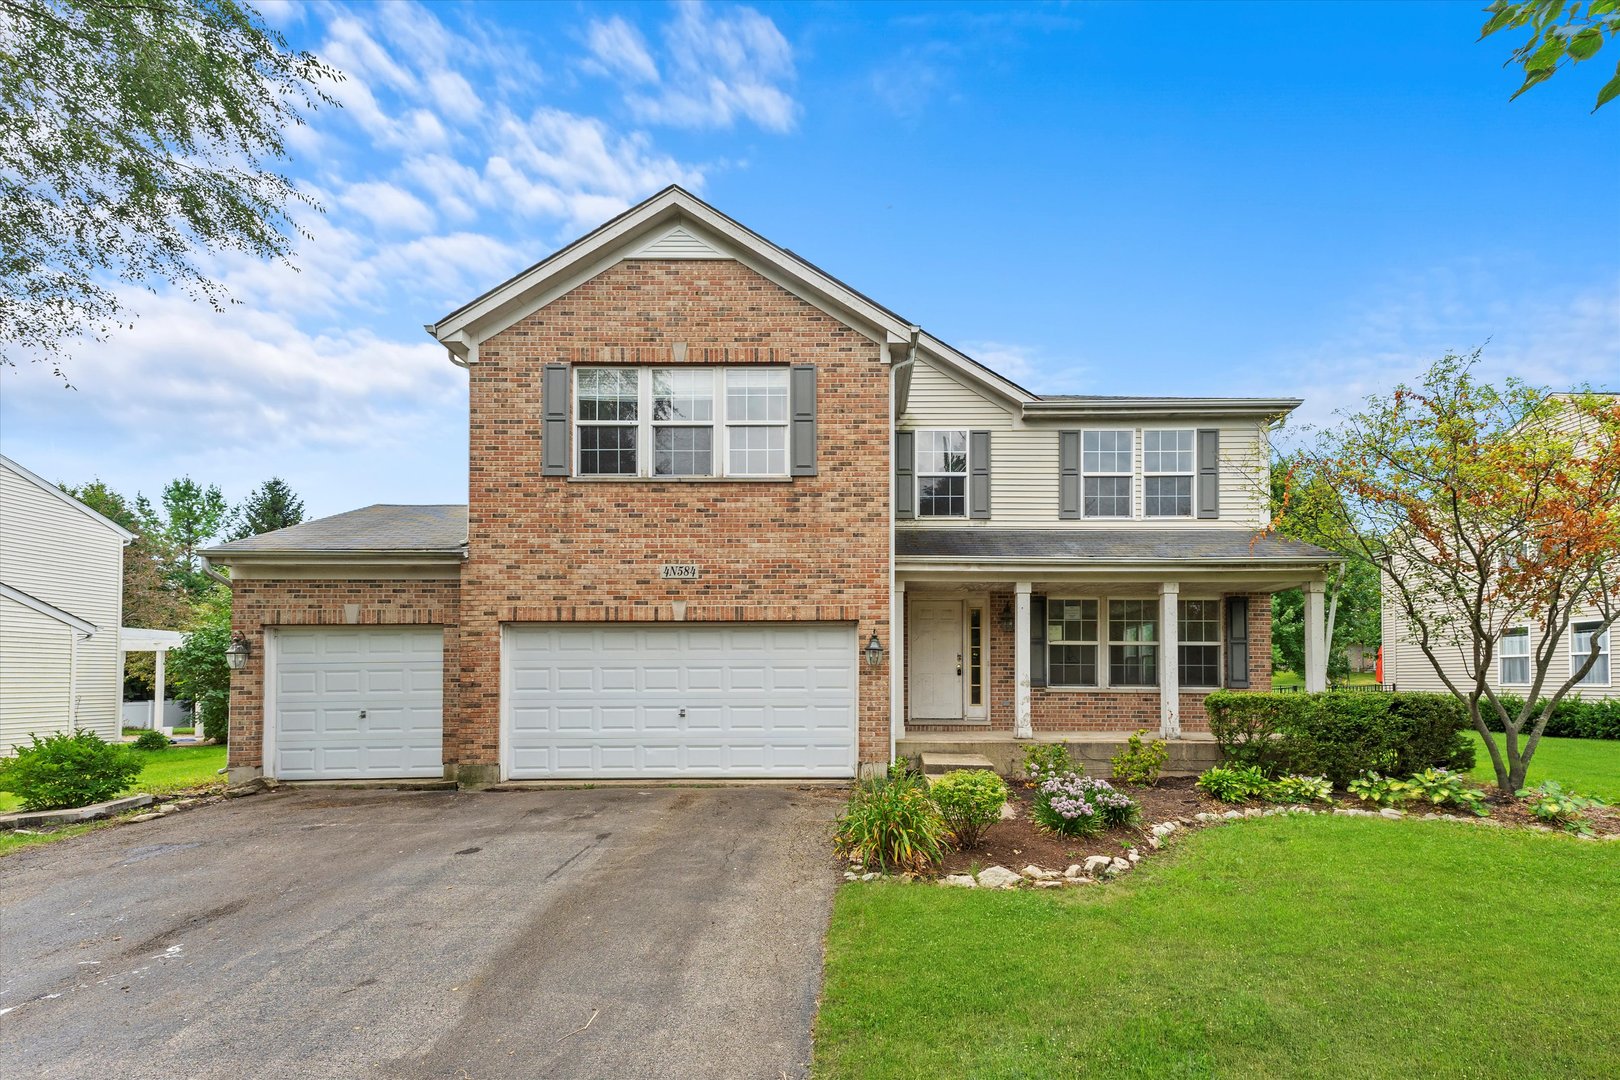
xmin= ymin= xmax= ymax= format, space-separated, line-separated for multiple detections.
xmin=224 ymin=632 xmax=251 ymax=671
xmin=864 ymin=632 xmax=885 ymax=668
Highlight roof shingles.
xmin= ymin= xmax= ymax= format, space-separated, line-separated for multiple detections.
xmin=204 ymin=504 xmax=468 ymax=556
xmin=896 ymin=528 xmax=1338 ymax=562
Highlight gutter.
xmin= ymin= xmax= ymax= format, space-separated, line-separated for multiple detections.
xmin=1021 ymin=398 xmax=1304 ymax=421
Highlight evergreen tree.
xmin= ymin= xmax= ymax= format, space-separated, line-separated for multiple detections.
xmin=228 ymin=477 xmax=305 ymax=539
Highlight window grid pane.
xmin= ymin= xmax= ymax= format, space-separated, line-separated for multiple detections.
xmin=726 ymin=425 xmax=786 ymax=476
xmin=652 ymin=369 xmax=714 ymax=422
xmin=1501 ymin=628 xmax=1529 ymax=685
xmin=1144 ymin=475 xmax=1193 ymax=517
xmin=917 ymin=430 xmax=968 ymax=475
xmin=1051 ymin=644 xmax=1098 ymax=687
xmin=653 ymin=426 xmax=713 ymax=476
xmin=577 ymin=424 xmax=637 ymax=475
xmin=1179 ymin=645 xmax=1220 ymax=687
xmin=1084 ymin=476 xmax=1131 ymax=517
xmin=1573 ymin=622 xmax=1610 ymax=686
xmin=1082 ymin=430 xmax=1132 ymax=519
xmin=969 ymin=608 xmax=984 ymax=706
xmin=725 ymin=368 xmax=788 ymax=423
xmin=918 ymin=475 xmax=966 ymax=517
xmin=1110 ymin=644 xmax=1158 ymax=686
xmin=577 ymin=368 xmax=638 ymax=421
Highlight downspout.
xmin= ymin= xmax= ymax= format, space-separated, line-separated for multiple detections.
xmin=888 ymin=327 xmax=920 ymax=767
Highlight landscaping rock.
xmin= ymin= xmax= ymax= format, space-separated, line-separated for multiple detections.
xmin=941 ymin=874 xmax=977 ymax=888
xmin=1379 ymin=808 xmax=1404 ymax=820
xmin=1083 ymin=855 xmax=1114 ymax=876
xmin=1195 ymin=812 xmax=1220 ymax=822
xmin=976 ymin=865 xmax=1023 ymax=889
xmin=1222 ymin=810 xmax=1244 ymax=820
xmin=1034 ymin=880 xmax=1064 ymax=889
xmin=126 ymin=813 xmax=161 ymax=823
xmin=1022 ymin=865 xmax=1058 ymax=880
xmin=1244 ymin=808 xmax=1264 ymax=818
xmin=1108 ymin=857 xmax=1131 ymax=875
xmin=860 ymin=872 xmax=881 ymax=881
xmin=1064 ymin=864 xmax=1084 ymax=878
xmin=1146 ymin=835 xmax=1161 ymax=849
xmin=1126 ymin=849 xmax=1141 ymax=864
xmin=844 ymin=871 xmax=858 ymax=881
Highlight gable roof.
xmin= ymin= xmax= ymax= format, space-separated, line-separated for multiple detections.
xmin=0 ymin=455 xmax=135 ymax=542
xmin=203 ymin=504 xmax=468 ymax=558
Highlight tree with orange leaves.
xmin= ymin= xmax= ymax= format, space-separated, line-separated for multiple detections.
xmin=1276 ymin=351 xmax=1620 ymax=792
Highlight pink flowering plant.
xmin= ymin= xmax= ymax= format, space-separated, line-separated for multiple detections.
xmin=1031 ymin=772 xmax=1141 ymax=837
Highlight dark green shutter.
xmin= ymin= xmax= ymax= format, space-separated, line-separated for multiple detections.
xmin=1031 ymin=594 xmax=1047 ymax=688
xmin=895 ymin=430 xmax=915 ymax=519
xmin=1226 ymin=595 xmax=1250 ymax=688
xmin=542 ymin=363 xmax=570 ymax=476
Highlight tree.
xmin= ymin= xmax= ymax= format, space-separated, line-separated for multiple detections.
xmin=140 ymin=476 xmax=230 ymax=596
xmin=63 ymin=478 xmax=191 ymax=694
xmin=1481 ymin=0 xmax=1620 ymax=111
xmin=0 ymin=0 xmax=339 ymax=375
xmin=1278 ymin=352 xmax=1620 ymax=792
xmin=169 ymin=583 xmax=231 ymax=743
xmin=228 ymin=477 xmax=305 ymax=539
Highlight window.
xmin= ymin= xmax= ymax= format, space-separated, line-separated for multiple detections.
xmin=1082 ymin=430 xmax=1133 ymax=518
xmin=1178 ymin=599 xmax=1221 ymax=687
xmin=576 ymin=368 xmax=639 ymax=475
xmin=1572 ymin=621 xmax=1610 ymax=686
xmin=1109 ymin=599 xmax=1158 ymax=686
xmin=1048 ymin=599 xmax=1099 ymax=687
xmin=1143 ymin=429 xmax=1194 ymax=517
xmin=652 ymin=369 xmax=714 ymax=476
xmin=968 ymin=606 xmax=985 ymax=707
xmin=725 ymin=369 xmax=788 ymax=476
xmin=1500 ymin=627 xmax=1530 ymax=686
xmin=916 ymin=430 xmax=967 ymax=517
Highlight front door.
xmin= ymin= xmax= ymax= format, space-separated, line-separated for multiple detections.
xmin=909 ymin=600 xmax=964 ymax=720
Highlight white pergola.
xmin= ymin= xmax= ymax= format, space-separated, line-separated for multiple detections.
xmin=121 ymin=627 xmax=187 ymax=731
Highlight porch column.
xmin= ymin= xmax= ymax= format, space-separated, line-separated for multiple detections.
xmin=153 ymin=646 xmax=167 ymax=732
xmin=891 ymin=580 xmax=906 ymax=752
xmin=1014 ymin=581 xmax=1033 ymax=739
xmin=1303 ymin=579 xmax=1328 ymax=692
xmin=1160 ymin=581 xmax=1180 ymax=738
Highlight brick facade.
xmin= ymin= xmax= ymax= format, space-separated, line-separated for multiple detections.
xmin=457 ymin=258 xmax=892 ymax=775
xmin=903 ymin=590 xmax=1273 ymax=736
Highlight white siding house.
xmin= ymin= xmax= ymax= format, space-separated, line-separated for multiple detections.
xmin=0 ymin=455 xmax=133 ymax=753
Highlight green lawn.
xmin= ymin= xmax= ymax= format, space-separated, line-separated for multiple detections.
xmin=815 ymin=817 xmax=1620 ymax=1079
xmin=0 ymin=744 xmax=226 ymax=815
xmin=1271 ymin=670 xmax=1377 ymax=690
xmin=1465 ymin=731 xmax=1619 ymax=802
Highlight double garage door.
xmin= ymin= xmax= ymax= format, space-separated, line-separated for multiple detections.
xmin=268 ymin=623 xmax=857 ymax=780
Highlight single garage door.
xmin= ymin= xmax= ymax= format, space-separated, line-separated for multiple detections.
xmin=271 ymin=627 xmax=444 ymax=780
xmin=504 ymin=623 xmax=857 ymax=779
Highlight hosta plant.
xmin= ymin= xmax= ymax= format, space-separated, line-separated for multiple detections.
xmin=834 ymin=770 xmax=948 ymax=873
xmin=1348 ymin=770 xmax=1405 ymax=807
xmin=1021 ymin=743 xmax=1078 ymax=787
xmin=1268 ymin=774 xmax=1333 ymax=804
xmin=1110 ymin=729 xmax=1169 ymax=786
xmin=1402 ymin=768 xmax=1489 ymax=816
xmin=1518 ymin=780 xmax=1606 ymax=834
xmin=929 ymin=769 xmax=1008 ymax=849
xmin=1032 ymin=773 xmax=1140 ymax=837
xmin=1196 ymin=765 xmax=1273 ymax=804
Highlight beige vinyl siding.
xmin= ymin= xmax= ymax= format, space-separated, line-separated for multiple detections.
xmin=899 ymin=356 xmax=1272 ymax=528
xmin=0 ymin=462 xmax=125 ymax=751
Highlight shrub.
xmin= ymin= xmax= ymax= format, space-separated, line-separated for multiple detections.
xmin=1110 ymin=729 xmax=1168 ymax=786
xmin=0 ymin=731 xmax=143 ymax=811
xmin=930 ymin=769 xmax=1008 ymax=849
xmin=1205 ymin=690 xmax=1475 ymax=784
xmin=1032 ymin=773 xmax=1139 ymax=837
xmin=1401 ymin=767 xmax=1489 ymax=816
xmin=1518 ymin=780 xmax=1606 ymax=833
xmin=131 ymin=729 xmax=171 ymax=752
xmin=834 ymin=771 xmax=948 ymax=873
xmin=1196 ymin=765 xmax=1273 ymax=804
xmin=1484 ymin=696 xmax=1620 ymax=740
xmin=1021 ymin=743 xmax=1078 ymax=786
xmin=1268 ymin=774 xmax=1333 ymax=804
xmin=1348 ymin=770 xmax=1404 ymax=807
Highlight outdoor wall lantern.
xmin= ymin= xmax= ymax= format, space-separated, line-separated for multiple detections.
xmin=224 ymin=632 xmax=251 ymax=671
xmin=864 ymin=631 xmax=885 ymax=668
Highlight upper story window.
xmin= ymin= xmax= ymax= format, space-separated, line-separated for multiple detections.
xmin=574 ymin=366 xmax=790 ymax=479
xmin=1143 ymin=429 xmax=1195 ymax=517
xmin=916 ymin=430 xmax=968 ymax=517
xmin=1572 ymin=621 xmax=1610 ymax=686
xmin=1082 ymin=430 xmax=1133 ymax=518
xmin=1500 ymin=627 xmax=1530 ymax=686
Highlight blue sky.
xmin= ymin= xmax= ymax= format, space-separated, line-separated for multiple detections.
xmin=2 ymin=0 xmax=1616 ymax=519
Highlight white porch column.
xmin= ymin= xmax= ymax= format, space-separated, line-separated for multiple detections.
xmin=1014 ymin=581 xmax=1033 ymax=739
xmin=1159 ymin=581 xmax=1180 ymax=738
xmin=153 ymin=646 xmax=168 ymax=732
xmin=891 ymin=580 xmax=906 ymax=752
xmin=1303 ymin=579 xmax=1328 ymax=692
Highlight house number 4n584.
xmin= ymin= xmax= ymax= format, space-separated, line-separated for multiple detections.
xmin=661 ymin=563 xmax=700 ymax=580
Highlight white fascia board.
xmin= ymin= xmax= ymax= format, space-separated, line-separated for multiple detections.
xmin=895 ymin=557 xmax=1339 ymax=575
xmin=429 ymin=187 xmax=912 ymax=355
xmin=0 ymin=455 xmax=136 ymax=542
xmin=0 ymin=581 xmax=98 ymax=635
xmin=1021 ymin=398 xmax=1303 ymax=421
xmin=914 ymin=333 xmax=1037 ymax=408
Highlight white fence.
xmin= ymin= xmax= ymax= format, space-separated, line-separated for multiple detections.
xmin=121 ymin=700 xmax=193 ymax=729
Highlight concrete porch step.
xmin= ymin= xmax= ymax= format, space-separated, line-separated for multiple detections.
xmin=920 ymin=752 xmax=998 ymax=776
xmin=900 ymin=733 xmax=1222 ymax=779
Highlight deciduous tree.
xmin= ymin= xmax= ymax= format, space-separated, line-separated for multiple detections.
xmin=1277 ymin=352 xmax=1620 ymax=792
xmin=1481 ymin=0 xmax=1620 ymax=111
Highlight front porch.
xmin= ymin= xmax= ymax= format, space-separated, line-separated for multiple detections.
xmin=897 ymin=729 xmax=1222 ymax=777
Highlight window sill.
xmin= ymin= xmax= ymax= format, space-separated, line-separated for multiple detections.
xmin=567 ymin=475 xmax=793 ymax=484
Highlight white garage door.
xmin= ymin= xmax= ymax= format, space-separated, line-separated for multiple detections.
xmin=271 ymin=627 xmax=444 ymax=780
xmin=504 ymin=623 xmax=857 ymax=779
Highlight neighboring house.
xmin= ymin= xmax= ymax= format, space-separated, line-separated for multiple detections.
xmin=0 ymin=455 xmax=134 ymax=753
xmin=204 ymin=187 xmax=1338 ymax=785
xmin=1381 ymin=395 xmax=1617 ymax=700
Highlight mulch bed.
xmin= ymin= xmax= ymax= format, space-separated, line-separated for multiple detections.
xmin=930 ymin=775 xmax=1617 ymax=879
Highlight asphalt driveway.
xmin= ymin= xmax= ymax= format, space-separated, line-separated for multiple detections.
xmin=0 ymin=784 xmax=842 ymax=1079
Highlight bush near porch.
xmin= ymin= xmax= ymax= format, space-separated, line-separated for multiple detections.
xmin=1205 ymin=690 xmax=1474 ymax=784
xmin=0 ymin=742 xmax=227 ymax=815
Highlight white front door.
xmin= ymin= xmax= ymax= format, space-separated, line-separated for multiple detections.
xmin=909 ymin=600 xmax=964 ymax=720
xmin=503 ymin=623 xmax=857 ymax=779
xmin=270 ymin=627 xmax=444 ymax=780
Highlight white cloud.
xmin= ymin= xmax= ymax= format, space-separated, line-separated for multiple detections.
xmin=342 ymin=180 xmax=437 ymax=233
xmin=584 ymin=15 xmax=660 ymax=84
xmin=959 ymin=340 xmax=1090 ymax=394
